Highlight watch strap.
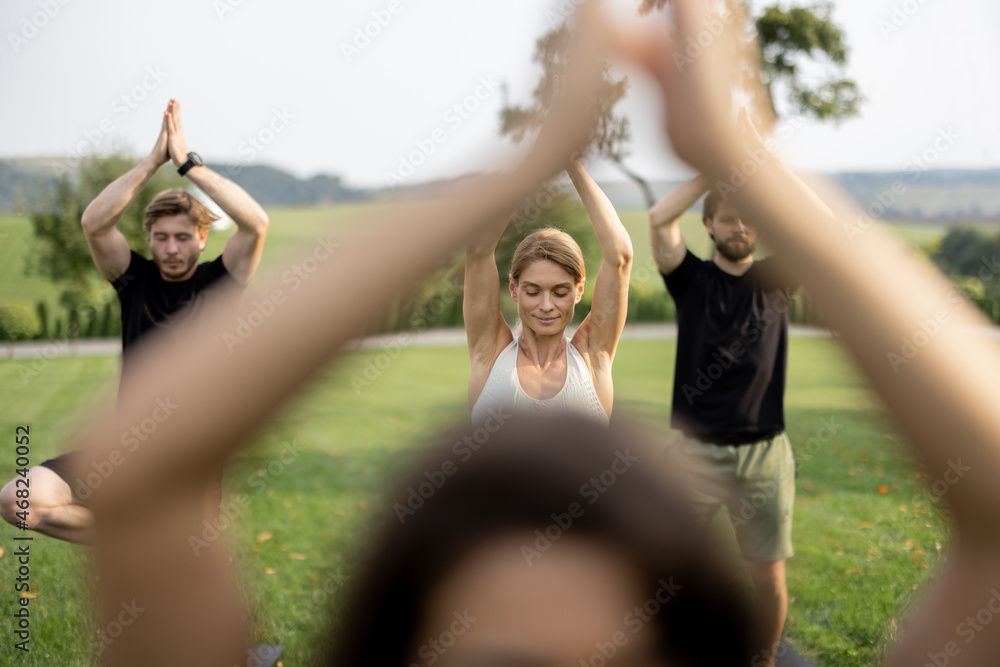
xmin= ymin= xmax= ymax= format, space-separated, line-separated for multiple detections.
xmin=178 ymin=152 xmax=202 ymax=177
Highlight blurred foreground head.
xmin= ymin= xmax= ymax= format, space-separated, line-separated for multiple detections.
xmin=328 ymin=414 xmax=753 ymax=666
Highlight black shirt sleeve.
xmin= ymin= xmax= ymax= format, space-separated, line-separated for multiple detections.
xmin=111 ymin=250 xmax=151 ymax=299
xmin=661 ymin=249 xmax=702 ymax=306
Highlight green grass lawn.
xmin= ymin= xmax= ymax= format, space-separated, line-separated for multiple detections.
xmin=0 ymin=338 xmax=947 ymax=666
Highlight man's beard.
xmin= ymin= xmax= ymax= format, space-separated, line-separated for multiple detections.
xmin=715 ymin=236 xmax=755 ymax=263
xmin=156 ymin=254 xmax=197 ymax=279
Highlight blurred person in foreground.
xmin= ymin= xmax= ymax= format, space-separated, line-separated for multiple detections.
xmin=66 ymin=1 xmax=1000 ymax=666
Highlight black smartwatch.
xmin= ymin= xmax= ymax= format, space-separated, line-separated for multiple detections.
xmin=177 ymin=152 xmax=203 ymax=176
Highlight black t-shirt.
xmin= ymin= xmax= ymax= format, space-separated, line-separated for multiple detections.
xmin=663 ymin=250 xmax=796 ymax=445
xmin=112 ymin=250 xmax=237 ymax=365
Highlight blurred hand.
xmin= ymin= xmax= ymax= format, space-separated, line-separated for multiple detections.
xmin=615 ymin=0 xmax=753 ymax=176
xmin=532 ymin=0 xmax=613 ymax=164
xmin=738 ymin=107 xmax=767 ymax=152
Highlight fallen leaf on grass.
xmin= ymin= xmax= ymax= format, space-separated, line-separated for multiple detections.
xmin=860 ymin=451 xmax=869 ymax=461
xmin=21 ymin=592 xmax=36 ymax=599
xmin=265 ymin=568 xmax=276 ymax=575
xmin=257 ymin=532 xmax=273 ymax=543
xmin=859 ymin=522 xmax=871 ymax=529
xmin=844 ymin=568 xmax=861 ymax=575
xmin=290 ymin=553 xmax=306 ymax=560
xmin=877 ymin=485 xmax=888 ymax=494
xmin=802 ymin=481 xmax=813 ymax=490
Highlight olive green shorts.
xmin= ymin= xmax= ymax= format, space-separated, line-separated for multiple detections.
xmin=668 ymin=432 xmax=795 ymax=562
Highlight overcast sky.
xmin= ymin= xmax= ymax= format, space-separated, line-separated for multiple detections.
xmin=1 ymin=0 xmax=998 ymax=188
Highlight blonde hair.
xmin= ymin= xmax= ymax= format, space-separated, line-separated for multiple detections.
xmin=510 ymin=228 xmax=585 ymax=285
xmin=143 ymin=189 xmax=218 ymax=237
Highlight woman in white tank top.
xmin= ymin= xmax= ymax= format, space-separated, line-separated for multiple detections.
xmin=464 ymin=159 xmax=633 ymax=426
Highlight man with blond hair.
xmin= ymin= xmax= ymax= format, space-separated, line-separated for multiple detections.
xmin=1 ymin=99 xmax=269 ymax=543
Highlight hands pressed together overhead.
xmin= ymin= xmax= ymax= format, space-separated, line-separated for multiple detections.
xmin=149 ymin=99 xmax=190 ymax=168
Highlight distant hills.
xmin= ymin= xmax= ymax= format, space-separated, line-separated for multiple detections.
xmin=590 ymin=169 xmax=1000 ymax=222
xmin=2 ymin=158 xmax=998 ymax=223
xmin=0 ymin=158 xmax=367 ymax=213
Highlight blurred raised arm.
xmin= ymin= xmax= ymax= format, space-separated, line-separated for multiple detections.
xmin=76 ymin=4 xmax=615 ymax=665
xmin=630 ymin=1 xmax=1000 ymax=664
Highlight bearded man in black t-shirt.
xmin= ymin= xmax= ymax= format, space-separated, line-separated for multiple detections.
xmin=0 ymin=100 xmax=269 ymax=543
xmin=649 ymin=169 xmax=800 ymax=666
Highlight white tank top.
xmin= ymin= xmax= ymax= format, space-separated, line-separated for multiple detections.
xmin=471 ymin=336 xmax=609 ymax=426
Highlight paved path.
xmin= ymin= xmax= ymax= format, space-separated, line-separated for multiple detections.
xmin=5 ymin=323 xmax=1000 ymax=359
xmin=0 ymin=324 xmax=833 ymax=359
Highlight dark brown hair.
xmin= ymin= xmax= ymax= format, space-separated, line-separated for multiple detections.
xmin=326 ymin=414 xmax=754 ymax=666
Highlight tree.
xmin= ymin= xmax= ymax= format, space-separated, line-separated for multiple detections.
xmin=931 ymin=227 xmax=1000 ymax=279
xmin=501 ymin=1 xmax=861 ymax=207
xmin=929 ymin=226 xmax=1000 ymax=324
xmin=25 ymin=155 xmax=180 ymax=338
xmin=0 ymin=300 xmax=40 ymax=342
